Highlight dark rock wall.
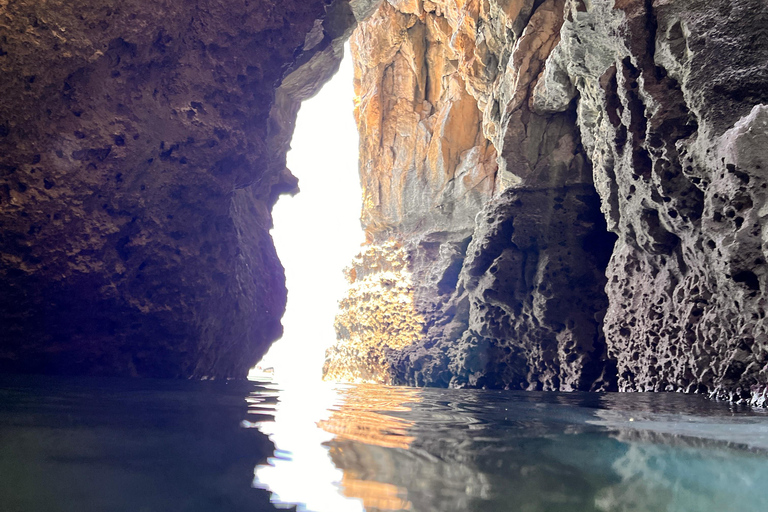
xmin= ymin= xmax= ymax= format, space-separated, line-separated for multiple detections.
xmin=392 ymin=185 xmax=617 ymax=390
xmin=551 ymin=0 xmax=768 ymax=401
xmin=0 ymin=0 xmax=372 ymax=377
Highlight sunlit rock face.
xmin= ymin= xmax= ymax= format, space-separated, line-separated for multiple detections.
xmin=328 ymin=0 xmax=768 ymax=402
xmin=353 ymin=0 xmax=498 ymax=240
xmin=324 ymin=242 xmax=425 ymax=383
xmin=0 ymin=0 xmax=375 ymax=378
xmin=327 ymin=0 xmax=616 ymax=389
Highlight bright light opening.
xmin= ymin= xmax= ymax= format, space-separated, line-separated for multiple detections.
xmin=250 ymin=44 xmax=364 ymax=385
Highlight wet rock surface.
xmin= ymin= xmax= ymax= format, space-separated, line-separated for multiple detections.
xmin=0 ymin=0 xmax=370 ymax=378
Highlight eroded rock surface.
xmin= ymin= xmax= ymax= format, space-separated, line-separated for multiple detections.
xmin=324 ymin=241 xmax=425 ymax=383
xmin=0 ymin=0 xmax=372 ymax=377
xmin=391 ymin=185 xmax=617 ymax=390
xmin=327 ymin=0 xmax=768 ymax=403
xmin=554 ymin=0 xmax=768 ymax=401
xmin=328 ymin=0 xmax=616 ymax=389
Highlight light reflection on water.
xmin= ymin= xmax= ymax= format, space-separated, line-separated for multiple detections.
xmin=251 ymin=383 xmax=366 ymax=512
xmin=251 ymin=383 xmax=768 ymax=512
xmin=251 ymin=383 xmax=419 ymax=511
xmin=2 ymin=375 xmax=768 ymax=512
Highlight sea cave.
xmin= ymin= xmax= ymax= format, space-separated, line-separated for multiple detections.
xmin=1 ymin=0 xmax=768 ymax=510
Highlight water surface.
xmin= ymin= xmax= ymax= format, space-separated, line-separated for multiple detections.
xmin=1 ymin=375 xmax=767 ymax=512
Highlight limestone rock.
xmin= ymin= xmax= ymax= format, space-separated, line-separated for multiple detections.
xmin=328 ymin=0 xmax=768 ymax=404
xmin=351 ymin=0 xmax=497 ymax=241
xmin=549 ymin=0 xmax=768 ymax=402
xmin=0 ymin=0 xmax=368 ymax=378
xmin=390 ymin=186 xmax=617 ymax=390
xmin=326 ymin=0 xmax=615 ymax=390
xmin=324 ymin=242 xmax=425 ymax=383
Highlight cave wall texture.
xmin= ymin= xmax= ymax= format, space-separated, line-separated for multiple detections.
xmin=0 ymin=0 xmax=379 ymax=378
xmin=325 ymin=0 xmax=768 ymax=405
xmin=1 ymin=0 xmax=767 ymax=404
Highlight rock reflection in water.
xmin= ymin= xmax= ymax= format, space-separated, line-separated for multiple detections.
xmin=2 ymin=376 xmax=766 ymax=512
xmin=594 ymin=429 xmax=768 ymax=512
xmin=322 ymin=388 xmax=607 ymax=512
xmin=0 ymin=375 xmax=281 ymax=512
xmin=318 ymin=385 xmax=418 ymax=511
xmin=318 ymin=384 xmax=417 ymax=449
xmin=254 ymin=384 xmax=768 ymax=512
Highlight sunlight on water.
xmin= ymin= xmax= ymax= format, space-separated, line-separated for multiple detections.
xmin=251 ymin=383 xmax=364 ymax=512
xmin=2 ymin=376 xmax=768 ymax=512
xmin=251 ymin=43 xmax=364 ymax=385
xmin=246 ymin=382 xmax=768 ymax=512
xmin=251 ymin=383 xmax=421 ymax=512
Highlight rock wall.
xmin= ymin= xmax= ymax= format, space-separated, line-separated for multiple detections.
xmin=0 ymin=0 xmax=377 ymax=378
xmin=3 ymin=0 xmax=766 ymax=401
xmin=328 ymin=0 xmax=617 ymax=390
xmin=326 ymin=0 xmax=768 ymax=403
xmin=555 ymin=0 xmax=768 ymax=401
xmin=324 ymin=241 xmax=426 ymax=383
xmin=390 ymin=185 xmax=617 ymax=390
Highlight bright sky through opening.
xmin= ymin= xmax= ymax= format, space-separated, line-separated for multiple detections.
xmin=251 ymin=45 xmax=364 ymax=384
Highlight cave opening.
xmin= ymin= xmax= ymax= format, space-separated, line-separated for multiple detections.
xmin=249 ymin=44 xmax=364 ymax=385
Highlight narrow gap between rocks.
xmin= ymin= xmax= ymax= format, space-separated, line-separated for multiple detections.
xmin=249 ymin=45 xmax=364 ymax=385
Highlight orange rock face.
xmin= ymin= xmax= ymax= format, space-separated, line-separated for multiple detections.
xmin=326 ymin=0 xmax=612 ymax=389
xmin=352 ymin=0 xmax=498 ymax=241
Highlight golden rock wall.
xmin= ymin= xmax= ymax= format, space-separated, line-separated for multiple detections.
xmin=325 ymin=0 xmax=610 ymax=390
xmin=324 ymin=242 xmax=425 ymax=383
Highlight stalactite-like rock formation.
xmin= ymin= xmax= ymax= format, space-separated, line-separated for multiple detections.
xmin=0 ymin=0 xmax=377 ymax=378
xmin=327 ymin=0 xmax=768 ymax=403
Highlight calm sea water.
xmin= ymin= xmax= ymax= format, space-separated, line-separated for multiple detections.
xmin=1 ymin=375 xmax=767 ymax=512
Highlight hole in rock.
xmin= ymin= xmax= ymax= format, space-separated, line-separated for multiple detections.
xmin=732 ymin=270 xmax=760 ymax=291
xmin=249 ymin=47 xmax=364 ymax=386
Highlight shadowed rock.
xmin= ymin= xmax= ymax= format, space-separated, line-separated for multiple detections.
xmin=0 ymin=0 xmax=377 ymax=378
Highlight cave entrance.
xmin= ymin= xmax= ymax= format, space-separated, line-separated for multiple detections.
xmin=249 ymin=45 xmax=364 ymax=384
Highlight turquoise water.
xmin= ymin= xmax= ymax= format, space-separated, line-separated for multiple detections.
xmin=1 ymin=376 xmax=767 ymax=512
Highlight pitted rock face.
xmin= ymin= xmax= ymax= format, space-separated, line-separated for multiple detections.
xmin=327 ymin=0 xmax=768 ymax=403
xmin=388 ymin=186 xmax=617 ymax=390
xmin=551 ymin=0 xmax=768 ymax=402
xmin=0 ymin=0 xmax=366 ymax=378
xmin=3 ymin=0 xmax=767 ymax=404
xmin=325 ymin=241 xmax=425 ymax=384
